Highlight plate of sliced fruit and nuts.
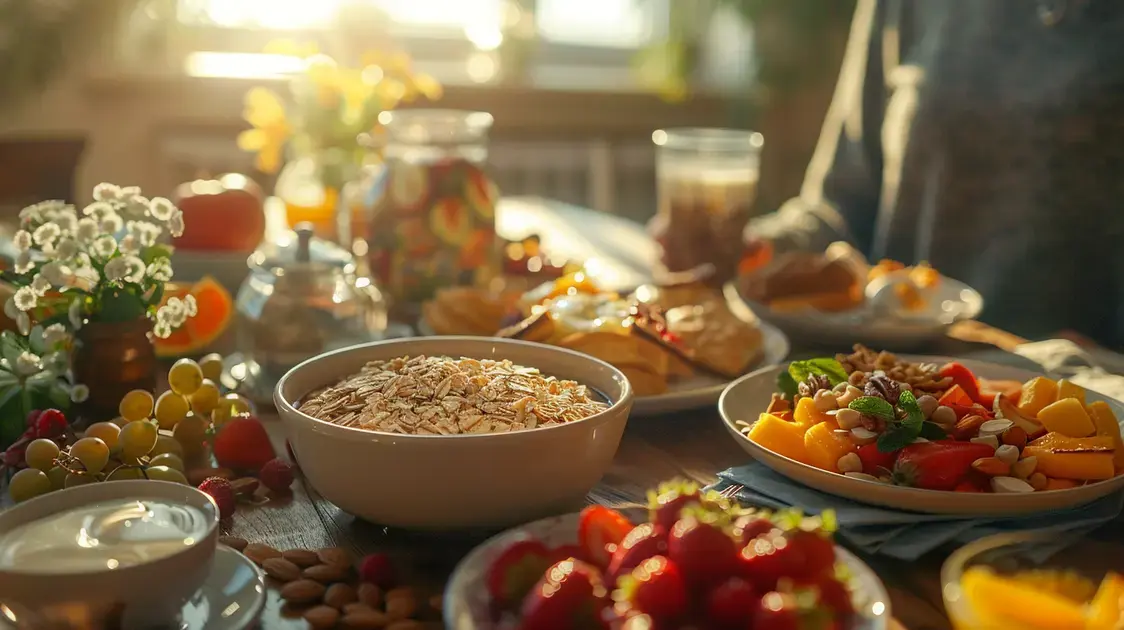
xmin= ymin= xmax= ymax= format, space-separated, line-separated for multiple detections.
xmin=444 ymin=481 xmax=891 ymax=630
xmin=718 ymin=344 xmax=1124 ymax=515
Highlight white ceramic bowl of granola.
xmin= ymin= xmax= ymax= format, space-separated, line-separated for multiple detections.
xmin=719 ymin=357 xmax=1124 ymax=515
xmin=275 ymin=336 xmax=634 ymax=530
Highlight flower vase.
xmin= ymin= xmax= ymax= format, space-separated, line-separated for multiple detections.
xmin=72 ymin=319 xmax=156 ymax=421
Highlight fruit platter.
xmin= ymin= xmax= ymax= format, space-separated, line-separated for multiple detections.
xmin=728 ymin=242 xmax=983 ymax=348
xmin=445 ymin=481 xmax=890 ymax=630
xmin=719 ymin=345 xmax=1124 ymax=514
xmin=422 ymin=269 xmax=789 ymax=415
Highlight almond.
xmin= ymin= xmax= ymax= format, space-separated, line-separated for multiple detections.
xmin=428 ymin=595 xmax=443 ymax=612
xmin=344 ymin=603 xmax=378 ymax=616
xmin=849 ymin=427 xmax=878 ymax=445
xmin=262 ymin=557 xmax=302 ymax=582
xmin=953 ymin=414 xmax=987 ymax=440
xmin=971 ymin=457 xmax=1011 ymax=477
xmin=283 ymin=548 xmax=321 ymax=567
xmin=385 ymin=588 xmax=418 ymax=620
xmin=230 ymin=477 xmax=260 ymax=497
xmin=358 ymin=583 xmax=382 ymax=608
xmin=1001 ymin=426 xmax=1028 ymax=450
xmin=242 ymin=543 xmax=282 ymax=565
xmin=325 ymin=583 xmax=358 ymax=609
xmin=318 ymin=546 xmax=352 ymax=567
xmin=280 ymin=579 xmax=327 ymax=604
xmin=341 ymin=609 xmax=391 ymax=629
xmin=305 ymin=563 xmax=350 ymax=583
xmin=387 ymin=622 xmax=425 ymax=630
xmin=218 ymin=535 xmax=248 ymax=551
xmin=304 ymin=605 xmax=341 ymax=629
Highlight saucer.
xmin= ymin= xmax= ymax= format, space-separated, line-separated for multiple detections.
xmin=180 ymin=545 xmax=266 ymax=629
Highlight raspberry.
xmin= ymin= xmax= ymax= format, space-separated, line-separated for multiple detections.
xmin=258 ymin=458 xmax=294 ymax=493
xmin=359 ymin=553 xmax=396 ymax=589
xmin=34 ymin=409 xmax=68 ymax=439
xmin=198 ymin=477 xmax=237 ymax=520
xmin=25 ymin=409 xmax=42 ymax=429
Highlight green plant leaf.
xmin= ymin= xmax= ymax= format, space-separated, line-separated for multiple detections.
xmin=788 ymin=358 xmax=848 ymax=386
xmin=919 ymin=422 xmax=949 ymax=441
xmin=876 ymin=426 xmax=914 ymax=453
xmin=898 ymin=390 xmax=924 ymax=433
xmin=95 ymin=288 xmax=148 ymax=323
xmin=776 ymin=371 xmax=799 ymax=399
xmin=848 ymin=396 xmax=896 ymax=423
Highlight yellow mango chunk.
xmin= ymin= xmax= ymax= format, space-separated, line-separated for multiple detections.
xmin=1036 ymin=398 xmax=1096 ymax=438
xmin=1019 ymin=376 xmax=1059 ymax=417
xmin=960 ymin=566 xmax=1087 ymax=630
xmin=1029 ymin=433 xmax=1115 ymax=452
xmin=1088 ymin=572 xmax=1124 ymax=630
xmin=1055 ymin=378 xmax=1086 ymax=404
xmin=792 ymin=397 xmax=831 ymax=432
xmin=748 ymin=413 xmax=810 ymax=465
xmin=1087 ymin=401 xmax=1124 ymax=470
xmin=803 ymin=421 xmax=855 ymax=472
xmin=1023 ymin=446 xmax=1115 ymax=481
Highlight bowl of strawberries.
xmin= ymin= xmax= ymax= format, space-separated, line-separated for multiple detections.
xmin=444 ymin=480 xmax=890 ymax=630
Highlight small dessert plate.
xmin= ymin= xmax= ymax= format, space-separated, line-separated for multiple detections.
xmin=180 ymin=545 xmax=267 ymax=630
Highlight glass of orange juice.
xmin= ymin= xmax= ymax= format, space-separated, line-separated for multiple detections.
xmin=941 ymin=532 xmax=1124 ymax=629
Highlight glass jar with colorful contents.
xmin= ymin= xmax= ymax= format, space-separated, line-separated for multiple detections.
xmin=365 ymin=109 xmax=500 ymax=312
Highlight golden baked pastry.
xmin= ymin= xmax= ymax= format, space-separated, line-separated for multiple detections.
xmin=740 ymin=250 xmax=864 ymax=313
xmin=422 ymin=287 xmax=516 ymax=336
xmin=664 ymin=303 xmax=763 ymax=379
xmin=555 ymin=331 xmax=668 ymax=396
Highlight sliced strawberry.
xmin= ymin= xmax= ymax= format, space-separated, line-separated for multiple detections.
xmin=667 ymin=515 xmax=738 ymax=589
xmin=606 ymin=523 xmax=667 ymax=585
xmin=647 ymin=479 xmax=701 ymax=531
xmin=519 ymin=558 xmax=609 ymax=630
xmin=855 ymin=443 xmax=897 ymax=477
xmin=613 ymin=556 xmax=687 ymax=623
xmin=705 ymin=577 xmax=759 ymax=628
xmin=578 ymin=506 xmax=634 ymax=569
xmin=891 ymin=441 xmax=996 ymax=491
xmin=486 ymin=539 xmax=554 ymax=610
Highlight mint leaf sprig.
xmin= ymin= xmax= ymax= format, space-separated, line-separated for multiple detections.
xmin=776 ymin=357 xmax=848 ymax=400
xmin=874 ymin=390 xmax=947 ymax=453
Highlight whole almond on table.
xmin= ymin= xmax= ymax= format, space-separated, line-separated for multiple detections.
xmin=218 ymin=535 xmax=248 ymax=551
xmin=283 ymin=548 xmax=321 ymax=567
xmin=357 ymin=583 xmax=382 ymax=608
xmin=318 ymin=546 xmax=352 ymax=567
xmin=230 ymin=477 xmax=260 ymax=497
xmin=305 ymin=563 xmax=350 ymax=583
xmin=325 ymin=583 xmax=358 ymax=608
xmin=304 ymin=605 xmax=341 ymax=629
xmin=262 ymin=557 xmax=302 ymax=582
xmin=280 ymin=579 xmax=327 ymax=604
xmin=387 ymin=621 xmax=426 ymax=630
xmin=385 ymin=588 xmax=418 ymax=620
xmin=343 ymin=603 xmax=379 ymax=616
xmin=242 ymin=543 xmax=282 ymax=565
xmin=187 ymin=466 xmax=234 ymax=486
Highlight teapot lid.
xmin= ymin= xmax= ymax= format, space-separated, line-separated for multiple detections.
xmin=248 ymin=223 xmax=354 ymax=275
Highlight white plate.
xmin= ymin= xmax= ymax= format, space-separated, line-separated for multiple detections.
xmin=443 ymin=510 xmax=891 ymax=630
xmin=718 ymin=357 xmax=1124 ymax=515
xmin=724 ymin=278 xmax=984 ymax=350
xmin=417 ymin=319 xmax=789 ymax=417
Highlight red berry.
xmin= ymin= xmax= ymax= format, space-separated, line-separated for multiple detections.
xmin=732 ymin=515 xmax=777 ymax=545
xmin=606 ymin=523 xmax=668 ymax=585
xmin=647 ymin=480 xmax=700 ymax=531
xmin=212 ymin=417 xmax=275 ymax=471
xmin=738 ymin=534 xmax=805 ymax=593
xmin=25 ymin=409 xmax=42 ymax=429
xmin=197 ymin=477 xmax=237 ymax=521
xmin=753 ymin=591 xmax=802 ymax=630
xmin=617 ymin=556 xmax=687 ymax=622
xmin=34 ymin=409 xmax=67 ymax=439
xmin=803 ymin=575 xmax=854 ymax=617
xmin=520 ymin=558 xmax=608 ymax=629
xmin=705 ymin=577 xmax=759 ymax=628
xmin=784 ymin=530 xmax=836 ymax=579
xmin=258 ymin=458 xmax=294 ymax=492
xmin=667 ymin=516 xmax=738 ymax=589
xmin=359 ymin=553 xmax=396 ymax=589
xmin=577 ymin=506 xmax=634 ymax=569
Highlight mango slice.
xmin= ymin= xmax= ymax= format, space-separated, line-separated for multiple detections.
xmin=792 ymin=397 xmax=831 ymax=432
xmin=1088 ymin=572 xmax=1124 ymax=630
xmin=747 ymin=413 xmax=810 ymax=465
xmin=803 ymin=421 xmax=854 ymax=472
xmin=1037 ymin=398 xmax=1096 ymax=438
xmin=960 ymin=566 xmax=1087 ymax=630
xmin=1087 ymin=401 xmax=1124 ymax=470
xmin=1029 ymin=433 xmax=1116 ymax=453
xmin=1023 ymin=446 xmax=1115 ymax=481
xmin=1056 ymin=378 xmax=1087 ymax=404
xmin=1019 ymin=376 xmax=1059 ymax=417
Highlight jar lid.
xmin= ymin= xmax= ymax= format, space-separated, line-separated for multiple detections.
xmin=248 ymin=223 xmax=354 ymax=276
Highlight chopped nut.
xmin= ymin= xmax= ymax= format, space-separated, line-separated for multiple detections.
xmin=834 ymin=408 xmax=862 ymax=430
xmin=1012 ymin=456 xmax=1038 ymax=480
xmin=916 ymin=394 xmax=939 ymax=419
xmin=931 ymin=405 xmax=957 ymax=427
xmin=836 ymin=452 xmax=862 ymax=474
xmin=280 ymin=579 xmax=327 ymax=604
xmin=972 ymin=457 xmax=1012 ymax=477
xmin=991 ymin=476 xmax=1035 ymax=493
xmin=836 ymin=385 xmax=864 ymax=407
xmin=849 ymin=427 xmax=878 ymax=446
xmin=1028 ymin=472 xmax=1049 ymax=491
xmin=305 ymin=605 xmax=341 ymax=629
xmin=970 ymin=435 xmax=999 ymax=450
xmin=994 ymin=444 xmax=1020 ymax=465
xmin=283 ymin=549 xmax=321 ymax=567
xmin=813 ymin=390 xmax=838 ymax=412
xmin=978 ymin=419 xmax=1014 ymax=438
xmin=954 ymin=415 xmax=988 ymax=440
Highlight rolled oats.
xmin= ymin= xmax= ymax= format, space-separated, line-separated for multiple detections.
xmin=299 ymin=355 xmax=609 ymax=435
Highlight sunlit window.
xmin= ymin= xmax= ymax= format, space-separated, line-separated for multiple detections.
xmin=177 ymin=0 xmax=653 ymax=48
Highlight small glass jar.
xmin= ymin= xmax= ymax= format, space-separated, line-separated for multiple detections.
xmin=365 ymin=109 xmax=501 ymax=315
xmin=653 ymin=128 xmax=764 ymax=286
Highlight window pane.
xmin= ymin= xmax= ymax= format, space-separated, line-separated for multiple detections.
xmin=536 ymin=0 xmax=652 ymax=47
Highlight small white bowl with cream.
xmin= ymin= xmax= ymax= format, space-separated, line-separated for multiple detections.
xmin=0 ymin=480 xmax=219 ymax=628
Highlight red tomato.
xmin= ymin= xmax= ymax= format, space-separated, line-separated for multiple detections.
xmin=578 ymin=506 xmax=635 ymax=568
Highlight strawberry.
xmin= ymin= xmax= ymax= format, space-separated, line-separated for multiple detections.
xmin=578 ymin=506 xmax=634 ymax=569
xmin=606 ymin=524 xmax=667 ymax=585
xmin=954 ymin=480 xmax=984 ymax=493
xmin=891 ymin=441 xmax=996 ymax=491
xmin=359 ymin=552 xmax=396 ymax=589
xmin=738 ymin=533 xmax=806 ymax=593
xmin=732 ymin=515 xmax=776 ymax=545
xmin=212 ymin=417 xmax=275 ymax=471
xmin=667 ymin=515 xmax=738 ymax=589
xmin=647 ymin=480 xmax=701 ymax=531
xmin=33 ymin=409 xmax=67 ymax=439
xmin=258 ymin=458 xmax=294 ymax=492
xmin=486 ymin=540 xmax=554 ymax=610
xmin=804 ymin=576 xmax=853 ymax=617
xmin=198 ymin=477 xmax=236 ymax=520
xmin=613 ymin=556 xmax=687 ymax=622
xmin=705 ymin=577 xmax=758 ymax=628
xmin=753 ymin=591 xmax=803 ymax=630
xmin=550 ymin=544 xmax=590 ymax=565
xmin=519 ymin=558 xmax=608 ymax=630
xmin=783 ymin=529 xmax=836 ymax=579
xmin=855 ymin=443 xmax=897 ymax=477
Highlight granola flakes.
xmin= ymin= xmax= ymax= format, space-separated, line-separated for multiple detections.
xmin=298 ymin=355 xmax=609 ymax=435
xmin=835 ymin=344 xmax=952 ymax=393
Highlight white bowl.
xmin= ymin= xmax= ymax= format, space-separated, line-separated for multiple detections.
xmin=0 ymin=481 xmax=220 ymax=627
xmin=719 ymin=357 xmax=1124 ymax=515
xmin=443 ymin=510 xmax=891 ymax=629
xmin=275 ymin=336 xmax=634 ymax=530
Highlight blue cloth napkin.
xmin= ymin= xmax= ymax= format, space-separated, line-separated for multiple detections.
xmin=710 ymin=462 xmax=1124 ymax=561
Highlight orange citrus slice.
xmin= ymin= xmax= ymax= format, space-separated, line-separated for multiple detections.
xmin=153 ymin=276 xmax=233 ymax=358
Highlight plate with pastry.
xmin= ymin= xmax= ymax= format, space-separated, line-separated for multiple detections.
xmin=496 ymin=270 xmax=790 ymax=416
xmin=727 ymin=241 xmax=983 ymax=349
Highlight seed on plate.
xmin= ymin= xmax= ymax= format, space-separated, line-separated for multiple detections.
xmin=243 ymin=543 xmax=282 ymax=565
xmin=262 ymin=558 xmax=302 ymax=582
xmin=970 ymin=435 xmax=999 ymax=450
xmin=325 ymin=583 xmax=358 ymax=609
xmin=218 ymin=536 xmax=248 ymax=551
xmin=318 ymin=546 xmax=352 ymax=567
xmin=283 ymin=548 xmax=321 ymax=567
xmin=1012 ymin=456 xmax=1038 ymax=479
xmin=304 ymin=605 xmax=341 ymax=629
xmin=280 ymin=579 xmax=327 ymax=604
xmin=305 ymin=563 xmax=350 ymax=583
xmin=358 ymin=583 xmax=382 ymax=608
xmin=990 ymin=476 xmax=1035 ymax=493
xmin=994 ymin=444 xmax=1020 ymax=465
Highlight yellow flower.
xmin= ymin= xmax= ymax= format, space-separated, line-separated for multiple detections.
xmin=237 ymin=87 xmax=291 ymax=174
xmin=264 ymin=39 xmax=319 ymax=59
